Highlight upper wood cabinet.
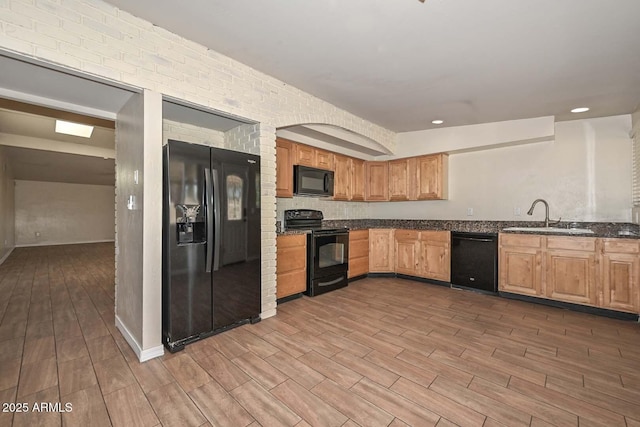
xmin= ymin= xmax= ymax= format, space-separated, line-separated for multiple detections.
xmin=333 ymin=154 xmax=351 ymax=201
xmin=388 ymin=154 xmax=447 ymax=201
xmin=388 ymin=158 xmax=417 ymax=201
xmin=275 ymin=138 xmax=294 ymax=198
xmin=294 ymin=143 xmax=315 ymax=167
xmin=315 ymin=149 xmax=334 ymax=170
xmin=350 ymin=158 xmax=365 ymax=201
xmin=369 ymin=229 xmax=395 ymax=272
xmin=274 ymin=137 xmax=448 ymax=202
xmin=365 ymin=161 xmax=389 ymax=201
xmin=294 ymin=143 xmax=334 ymax=170
xmin=416 ymin=154 xmax=448 ymax=200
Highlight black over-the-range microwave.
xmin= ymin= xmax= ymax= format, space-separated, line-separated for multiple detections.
xmin=293 ymin=165 xmax=334 ymax=197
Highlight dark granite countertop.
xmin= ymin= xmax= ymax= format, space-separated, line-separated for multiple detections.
xmin=276 ymin=219 xmax=640 ymax=239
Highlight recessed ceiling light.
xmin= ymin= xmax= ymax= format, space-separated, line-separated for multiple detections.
xmin=571 ymin=107 xmax=590 ymax=113
xmin=432 ymin=120 xmax=444 ymax=125
xmin=55 ymin=120 xmax=94 ymax=138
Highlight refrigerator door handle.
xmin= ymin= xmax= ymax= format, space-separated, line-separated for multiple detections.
xmin=212 ymin=168 xmax=221 ymax=271
xmin=205 ymin=168 xmax=214 ymax=273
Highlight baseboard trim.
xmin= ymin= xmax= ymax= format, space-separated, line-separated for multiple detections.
xmin=16 ymin=239 xmax=115 ymax=248
xmin=499 ymin=292 xmax=639 ymax=321
xmin=115 ymin=315 xmax=164 ymax=362
xmin=0 ymin=247 xmax=14 ymax=265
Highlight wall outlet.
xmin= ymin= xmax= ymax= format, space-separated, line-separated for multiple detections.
xmin=514 ymin=207 xmax=521 ymax=216
xmin=35 ymin=231 xmax=41 ymax=238
xmin=467 ymin=207 xmax=474 ymax=216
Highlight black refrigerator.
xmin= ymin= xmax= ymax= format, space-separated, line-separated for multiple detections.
xmin=162 ymin=139 xmax=261 ymax=352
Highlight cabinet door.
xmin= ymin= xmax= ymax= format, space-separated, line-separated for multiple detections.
xmin=395 ymin=230 xmax=419 ymax=276
xmin=350 ymin=158 xmax=365 ymax=201
xmin=499 ymin=247 xmax=543 ymax=296
xmin=276 ymin=234 xmax=307 ymax=299
xmin=498 ymin=233 xmax=544 ymax=296
xmin=545 ymin=250 xmax=596 ymax=306
xmin=388 ymin=159 xmax=409 ymax=201
xmin=295 ymin=144 xmax=315 ymax=166
xmin=418 ymin=231 xmax=451 ymax=282
xmin=333 ymin=154 xmax=351 ymax=201
xmin=369 ymin=229 xmax=394 ymax=272
xmin=365 ymin=161 xmax=389 ymax=201
xmin=602 ymin=252 xmax=639 ymax=313
xmin=275 ymin=138 xmax=294 ymax=198
xmin=416 ymin=154 xmax=448 ymax=200
xmin=316 ymin=149 xmax=334 ymax=170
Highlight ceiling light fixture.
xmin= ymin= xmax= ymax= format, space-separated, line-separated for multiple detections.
xmin=55 ymin=120 xmax=94 ymax=138
xmin=570 ymin=107 xmax=590 ymax=113
xmin=432 ymin=119 xmax=444 ymax=125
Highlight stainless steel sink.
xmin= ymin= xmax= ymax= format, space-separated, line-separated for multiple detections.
xmin=502 ymin=226 xmax=594 ymax=235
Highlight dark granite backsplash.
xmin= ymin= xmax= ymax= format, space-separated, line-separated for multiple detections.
xmin=277 ymin=219 xmax=640 ymax=238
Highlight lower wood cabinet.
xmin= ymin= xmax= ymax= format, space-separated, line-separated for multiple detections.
xmin=348 ymin=229 xmax=369 ymax=278
xmin=394 ymin=229 xmax=450 ymax=281
xmin=499 ymin=233 xmax=640 ymax=314
xmin=394 ymin=230 xmax=419 ymax=275
xmin=499 ymin=234 xmax=543 ymax=296
xmin=418 ymin=230 xmax=451 ymax=282
xmin=545 ymin=237 xmax=597 ymax=306
xmin=276 ymin=234 xmax=307 ymax=299
xmin=369 ymin=229 xmax=395 ymax=272
xmin=601 ymin=239 xmax=640 ymax=313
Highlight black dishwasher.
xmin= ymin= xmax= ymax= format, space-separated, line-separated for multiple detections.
xmin=451 ymin=232 xmax=498 ymax=293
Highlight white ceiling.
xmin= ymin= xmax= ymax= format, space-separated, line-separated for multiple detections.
xmin=0 ymin=108 xmax=116 ymax=185
xmin=103 ymin=0 xmax=640 ymax=132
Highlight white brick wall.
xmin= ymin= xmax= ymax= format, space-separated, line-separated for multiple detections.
xmin=0 ymin=0 xmax=396 ymax=330
xmin=277 ymin=197 xmax=371 ymax=222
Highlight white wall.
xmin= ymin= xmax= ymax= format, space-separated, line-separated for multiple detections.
xmin=0 ymin=146 xmax=15 ymax=262
xmin=15 ymin=180 xmax=115 ymax=246
xmin=371 ymin=115 xmax=633 ymax=222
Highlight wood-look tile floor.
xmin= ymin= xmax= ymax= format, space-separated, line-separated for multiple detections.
xmin=1 ymin=243 xmax=639 ymax=426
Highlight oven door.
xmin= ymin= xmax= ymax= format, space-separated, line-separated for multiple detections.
xmin=312 ymin=232 xmax=349 ymax=279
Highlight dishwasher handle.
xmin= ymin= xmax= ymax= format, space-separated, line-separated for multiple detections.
xmin=454 ymin=236 xmax=495 ymax=243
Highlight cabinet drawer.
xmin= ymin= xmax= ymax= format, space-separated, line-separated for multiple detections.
xmin=603 ymin=238 xmax=640 ymax=254
xmin=547 ymin=236 xmax=596 ymax=252
xmin=350 ymin=239 xmax=369 ymax=258
xmin=277 ymin=246 xmax=306 ymax=273
xmin=277 ymin=234 xmax=306 ymax=249
xmin=277 ymin=270 xmax=307 ymax=299
xmin=349 ymin=229 xmax=369 ymax=241
xmin=419 ymin=230 xmax=449 ymax=242
xmin=500 ymin=233 xmax=543 ymax=248
xmin=395 ymin=229 xmax=419 ymax=240
xmin=348 ymin=256 xmax=369 ymax=278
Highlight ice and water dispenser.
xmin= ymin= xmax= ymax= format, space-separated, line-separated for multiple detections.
xmin=176 ymin=204 xmax=205 ymax=244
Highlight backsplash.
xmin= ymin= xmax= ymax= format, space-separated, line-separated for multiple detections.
xmin=276 ymin=196 xmax=371 ymax=221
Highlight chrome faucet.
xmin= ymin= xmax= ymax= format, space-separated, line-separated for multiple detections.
xmin=527 ymin=198 xmax=560 ymax=228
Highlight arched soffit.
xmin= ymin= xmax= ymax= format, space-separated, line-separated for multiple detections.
xmin=276 ymin=121 xmax=394 ymax=157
